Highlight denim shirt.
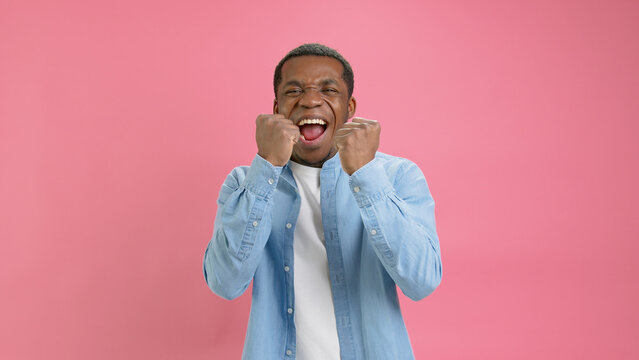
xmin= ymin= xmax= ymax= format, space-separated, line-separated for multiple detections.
xmin=203 ymin=152 xmax=442 ymax=360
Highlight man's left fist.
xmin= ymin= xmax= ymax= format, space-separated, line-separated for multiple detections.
xmin=334 ymin=117 xmax=380 ymax=175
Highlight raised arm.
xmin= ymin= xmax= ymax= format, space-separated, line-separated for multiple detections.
xmin=203 ymin=114 xmax=299 ymax=299
xmin=203 ymin=155 xmax=282 ymax=299
xmin=335 ymin=117 xmax=442 ymax=300
xmin=349 ymin=158 xmax=442 ymax=301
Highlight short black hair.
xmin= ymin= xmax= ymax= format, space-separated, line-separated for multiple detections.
xmin=273 ymin=43 xmax=354 ymax=99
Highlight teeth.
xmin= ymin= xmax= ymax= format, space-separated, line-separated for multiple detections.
xmin=297 ymin=118 xmax=327 ymax=126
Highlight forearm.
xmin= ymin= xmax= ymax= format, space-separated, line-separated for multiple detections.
xmin=350 ymin=158 xmax=442 ymax=301
xmin=203 ymin=155 xmax=282 ymax=300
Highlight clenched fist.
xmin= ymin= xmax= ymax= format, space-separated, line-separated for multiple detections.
xmin=256 ymin=114 xmax=301 ymax=167
xmin=334 ymin=117 xmax=380 ymax=175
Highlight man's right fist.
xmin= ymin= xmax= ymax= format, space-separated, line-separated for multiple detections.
xmin=256 ymin=114 xmax=300 ymax=167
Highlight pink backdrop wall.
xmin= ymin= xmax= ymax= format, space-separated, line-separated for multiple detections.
xmin=2 ymin=0 xmax=638 ymax=359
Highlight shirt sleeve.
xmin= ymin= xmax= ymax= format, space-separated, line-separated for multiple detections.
xmin=348 ymin=157 xmax=442 ymax=301
xmin=203 ymin=154 xmax=282 ymax=300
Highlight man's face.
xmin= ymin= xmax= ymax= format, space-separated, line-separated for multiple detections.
xmin=274 ymin=56 xmax=356 ymax=167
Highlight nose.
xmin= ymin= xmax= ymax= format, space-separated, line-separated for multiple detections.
xmin=298 ymin=87 xmax=323 ymax=108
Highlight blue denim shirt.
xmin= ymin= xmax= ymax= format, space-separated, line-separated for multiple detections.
xmin=203 ymin=152 xmax=442 ymax=359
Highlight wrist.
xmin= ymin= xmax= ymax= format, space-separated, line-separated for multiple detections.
xmin=258 ymin=152 xmax=288 ymax=167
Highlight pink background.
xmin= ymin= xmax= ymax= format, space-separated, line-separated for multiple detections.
xmin=1 ymin=0 xmax=638 ymax=359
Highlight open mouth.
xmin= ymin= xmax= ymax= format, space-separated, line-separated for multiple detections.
xmin=297 ymin=118 xmax=327 ymax=143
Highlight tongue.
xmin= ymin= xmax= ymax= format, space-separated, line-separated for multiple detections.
xmin=300 ymin=124 xmax=325 ymax=141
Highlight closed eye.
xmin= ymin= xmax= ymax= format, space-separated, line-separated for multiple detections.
xmin=285 ymin=88 xmax=303 ymax=96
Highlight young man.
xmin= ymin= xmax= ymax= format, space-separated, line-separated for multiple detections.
xmin=203 ymin=43 xmax=442 ymax=359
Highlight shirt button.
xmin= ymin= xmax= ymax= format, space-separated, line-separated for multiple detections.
xmin=286 ymin=349 xmax=292 ymax=356
xmin=284 ymin=266 xmax=290 ymax=272
xmin=353 ymin=186 xmax=360 ymax=192
xmin=370 ymin=229 xmax=377 ymax=235
xmin=252 ymin=221 xmax=258 ymax=227
xmin=268 ymin=178 xmax=274 ymax=184
xmin=287 ymin=308 xmax=293 ymax=314
xmin=286 ymin=223 xmax=292 ymax=229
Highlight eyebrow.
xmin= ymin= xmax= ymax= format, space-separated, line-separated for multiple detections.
xmin=319 ymin=78 xmax=339 ymax=87
xmin=282 ymin=78 xmax=340 ymax=88
xmin=282 ymin=80 xmax=303 ymax=88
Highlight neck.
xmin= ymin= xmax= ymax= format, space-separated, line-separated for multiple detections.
xmin=291 ymin=148 xmax=337 ymax=168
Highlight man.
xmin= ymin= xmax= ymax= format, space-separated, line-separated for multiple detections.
xmin=203 ymin=43 xmax=442 ymax=359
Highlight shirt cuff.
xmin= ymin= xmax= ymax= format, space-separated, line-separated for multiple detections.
xmin=242 ymin=154 xmax=283 ymax=199
xmin=348 ymin=158 xmax=394 ymax=208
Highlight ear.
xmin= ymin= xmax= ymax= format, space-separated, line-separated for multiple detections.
xmin=273 ymin=99 xmax=278 ymax=114
xmin=347 ymin=96 xmax=357 ymax=119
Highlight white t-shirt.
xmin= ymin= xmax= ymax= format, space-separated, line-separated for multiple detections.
xmin=289 ymin=161 xmax=340 ymax=360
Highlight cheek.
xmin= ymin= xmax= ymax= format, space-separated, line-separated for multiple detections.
xmin=324 ymin=99 xmax=340 ymax=117
xmin=326 ymin=98 xmax=349 ymax=119
xmin=276 ymin=101 xmax=293 ymax=116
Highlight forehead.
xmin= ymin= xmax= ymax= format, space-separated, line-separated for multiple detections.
xmin=280 ymin=56 xmax=345 ymax=85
